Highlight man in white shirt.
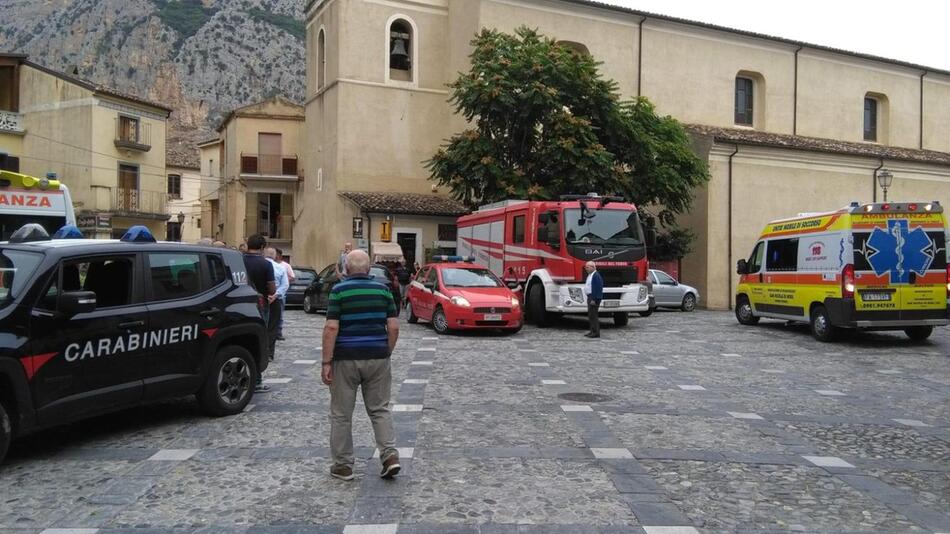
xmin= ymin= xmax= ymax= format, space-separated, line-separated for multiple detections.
xmin=265 ymin=247 xmax=289 ymax=345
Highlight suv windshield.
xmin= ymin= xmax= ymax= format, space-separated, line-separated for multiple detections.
xmin=564 ymin=209 xmax=644 ymax=246
xmin=441 ymin=268 xmax=502 ymax=288
xmin=0 ymin=249 xmax=42 ymax=307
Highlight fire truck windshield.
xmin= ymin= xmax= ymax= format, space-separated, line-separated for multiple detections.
xmin=564 ymin=209 xmax=643 ymax=246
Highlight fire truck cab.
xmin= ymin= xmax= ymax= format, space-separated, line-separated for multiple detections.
xmin=457 ymin=194 xmax=655 ymax=327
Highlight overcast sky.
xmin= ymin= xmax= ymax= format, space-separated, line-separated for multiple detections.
xmin=599 ymin=0 xmax=950 ymax=72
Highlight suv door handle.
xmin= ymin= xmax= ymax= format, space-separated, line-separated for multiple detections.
xmin=119 ymin=320 xmax=144 ymax=329
xmin=200 ymin=307 xmax=221 ymax=318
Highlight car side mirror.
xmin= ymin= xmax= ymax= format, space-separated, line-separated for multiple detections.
xmin=736 ymin=259 xmax=748 ymax=275
xmin=506 ymin=280 xmax=521 ymax=291
xmin=644 ymin=228 xmax=657 ymax=248
xmin=58 ymin=291 xmax=97 ymax=316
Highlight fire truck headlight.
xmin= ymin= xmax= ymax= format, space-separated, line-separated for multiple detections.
xmin=450 ymin=296 xmax=471 ymax=307
xmin=638 ymin=286 xmax=648 ymax=301
xmin=568 ymin=287 xmax=584 ymax=302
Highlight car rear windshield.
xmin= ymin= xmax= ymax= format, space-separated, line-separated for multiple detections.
xmin=295 ymin=270 xmax=317 ymax=283
xmin=0 ymin=248 xmax=43 ymax=307
xmin=441 ymin=268 xmax=502 ymax=288
xmin=370 ymin=267 xmax=390 ymax=281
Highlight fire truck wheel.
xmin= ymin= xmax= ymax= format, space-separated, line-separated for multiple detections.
xmin=638 ymin=308 xmax=654 ymax=318
xmin=0 ymin=401 xmax=11 ymax=465
xmin=407 ymin=302 xmax=419 ymax=324
xmin=527 ymin=284 xmax=550 ymax=328
xmin=613 ymin=312 xmax=629 ymax=326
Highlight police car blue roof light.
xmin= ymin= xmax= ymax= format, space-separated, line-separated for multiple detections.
xmin=52 ymin=225 xmax=84 ymax=239
xmin=9 ymin=223 xmax=51 ymax=243
xmin=121 ymin=225 xmax=157 ymax=243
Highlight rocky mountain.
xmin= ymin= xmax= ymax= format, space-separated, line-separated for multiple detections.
xmin=0 ymin=0 xmax=307 ymax=141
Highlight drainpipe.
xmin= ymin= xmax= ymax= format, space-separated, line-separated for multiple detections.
xmin=793 ymin=45 xmax=803 ymax=135
xmin=365 ymin=211 xmax=373 ymax=259
xmin=872 ymin=159 xmax=884 ymax=203
xmin=637 ymin=17 xmax=646 ymax=97
xmin=727 ymin=144 xmax=739 ymax=310
xmin=919 ymin=70 xmax=928 ymax=150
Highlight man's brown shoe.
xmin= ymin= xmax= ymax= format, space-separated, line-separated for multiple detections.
xmin=331 ymin=465 xmax=355 ymax=481
xmin=380 ymin=454 xmax=401 ymax=479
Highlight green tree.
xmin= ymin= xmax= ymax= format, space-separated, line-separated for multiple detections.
xmin=426 ymin=27 xmax=709 ymax=232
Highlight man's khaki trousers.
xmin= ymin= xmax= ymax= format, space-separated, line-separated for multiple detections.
xmin=330 ymin=358 xmax=397 ymax=468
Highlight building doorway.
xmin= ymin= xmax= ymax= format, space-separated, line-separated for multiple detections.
xmin=395 ymin=228 xmax=421 ymax=267
xmin=257 ymin=193 xmax=283 ymax=238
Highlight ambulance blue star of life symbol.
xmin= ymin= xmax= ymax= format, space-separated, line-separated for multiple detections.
xmin=865 ymin=219 xmax=934 ymax=283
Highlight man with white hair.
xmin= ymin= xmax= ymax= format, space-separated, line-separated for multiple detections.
xmin=264 ymin=247 xmax=288 ymax=349
xmin=584 ymin=260 xmax=604 ymax=338
xmin=321 ymin=249 xmax=401 ymax=481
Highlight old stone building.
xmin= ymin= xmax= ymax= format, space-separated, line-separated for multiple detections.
xmin=300 ymin=0 xmax=950 ymax=308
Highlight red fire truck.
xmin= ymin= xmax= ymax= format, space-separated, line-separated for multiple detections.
xmin=456 ymin=194 xmax=655 ymax=327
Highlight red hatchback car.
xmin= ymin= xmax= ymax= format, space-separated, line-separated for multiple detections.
xmin=407 ymin=258 xmax=523 ymax=334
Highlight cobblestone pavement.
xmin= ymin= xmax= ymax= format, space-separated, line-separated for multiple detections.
xmin=2 ymin=309 xmax=948 ymax=534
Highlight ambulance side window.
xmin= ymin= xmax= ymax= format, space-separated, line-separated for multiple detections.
xmin=747 ymin=242 xmax=764 ymax=273
xmin=766 ymin=238 xmax=799 ymax=272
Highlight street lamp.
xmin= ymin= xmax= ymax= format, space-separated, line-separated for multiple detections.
xmin=177 ymin=211 xmax=185 ymax=241
xmin=876 ymin=168 xmax=893 ymax=202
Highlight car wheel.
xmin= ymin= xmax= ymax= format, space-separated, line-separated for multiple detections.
xmin=681 ymin=293 xmax=697 ymax=312
xmin=432 ymin=307 xmax=450 ymax=335
xmin=198 ymin=345 xmax=258 ymax=417
xmin=809 ymin=305 xmax=839 ymax=342
xmin=0 ymin=401 xmax=11 ymax=465
xmin=638 ymin=307 xmax=654 ymax=318
xmin=904 ymin=325 xmax=933 ymax=341
xmin=613 ymin=312 xmax=629 ymax=326
xmin=528 ymin=283 xmax=550 ymax=327
xmin=735 ymin=297 xmax=759 ymax=325
xmin=507 ymin=322 xmax=523 ymax=334
xmin=407 ymin=301 xmax=419 ymax=324
xmin=303 ymin=295 xmax=316 ymax=314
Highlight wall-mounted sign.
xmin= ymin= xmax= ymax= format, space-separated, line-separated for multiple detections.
xmin=78 ymin=214 xmax=96 ymax=228
xmin=380 ymin=220 xmax=392 ymax=242
xmin=96 ymin=213 xmax=112 ymax=229
xmin=352 ymin=217 xmax=364 ymax=238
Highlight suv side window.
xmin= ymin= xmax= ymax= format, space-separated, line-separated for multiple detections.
xmin=148 ymin=252 xmax=202 ymax=301
xmin=43 ymin=256 xmax=137 ymax=309
xmin=747 ymin=242 xmax=765 ymax=273
xmin=206 ymin=254 xmax=227 ymax=288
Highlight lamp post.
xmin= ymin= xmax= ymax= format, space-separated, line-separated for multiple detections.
xmin=177 ymin=211 xmax=185 ymax=242
xmin=876 ymin=168 xmax=893 ymax=202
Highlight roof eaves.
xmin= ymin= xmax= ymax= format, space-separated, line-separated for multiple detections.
xmin=22 ymin=59 xmax=173 ymax=114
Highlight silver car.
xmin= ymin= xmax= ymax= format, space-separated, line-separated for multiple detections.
xmin=649 ymin=269 xmax=700 ymax=311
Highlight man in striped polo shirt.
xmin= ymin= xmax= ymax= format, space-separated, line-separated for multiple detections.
xmin=321 ymin=249 xmax=401 ymax=481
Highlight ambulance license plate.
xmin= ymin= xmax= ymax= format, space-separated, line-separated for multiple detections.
xmin=483 ymin=314 xmax=503 ymax=321
xmin=862 ymin=292 xmax=891 ymax=302
xmin=602 ymin=300 xmax=620 ymax=308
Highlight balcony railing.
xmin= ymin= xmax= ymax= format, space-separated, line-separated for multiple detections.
xmin=112 ymin=187 xmax=167 ymax=215
xmin=0 ymin=110 xmax=24 ymax=134
xmin=114 ymin=118 xmax=151 ymax=152
xmin=240 ymin=153 xmax=299 ymax=178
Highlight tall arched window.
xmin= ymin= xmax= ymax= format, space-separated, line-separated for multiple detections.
xmin=386 ymin=15 xmax=417 ymax=84
xmin=864 ymin=92 xmax=889 ymax=143
xmin=317 ymin=27 xmax=326 ymax=91
xmin=735 ymin=70 xmax=766 ymax=129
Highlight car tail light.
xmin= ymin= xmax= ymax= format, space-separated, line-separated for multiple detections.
xmin=842 ymin=264 xmax=855 ymax=299
xmin=908 ymin=203 xmax=918 ymax=211
xmin=946 ymin=265 xmax=950 ymax=297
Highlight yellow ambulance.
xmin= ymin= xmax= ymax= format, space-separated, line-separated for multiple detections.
xmin=735 ymin=201 xmax=949 ymax=341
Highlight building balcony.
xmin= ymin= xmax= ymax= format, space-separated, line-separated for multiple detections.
xmin=0 ymin=110 xmax=24 ymax=134
xmin=240 ymin=153 xmax=300 ymax=181
xmin=108 ymin=187 xmax=168 ymax=218
xmin=114 ymin=118 xmax=151 ymax=152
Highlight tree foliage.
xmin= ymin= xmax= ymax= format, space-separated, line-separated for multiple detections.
xmin=427 ymin=27 xmax=709 ymax=229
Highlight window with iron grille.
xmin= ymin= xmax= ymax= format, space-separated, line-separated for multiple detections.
xmin=735 ymin=77 xmax=754 ymax=126
xmin=864 ymin=97 xmax=877 ymax=141
xmin=167 ymin=174 xmax=181 ymax=199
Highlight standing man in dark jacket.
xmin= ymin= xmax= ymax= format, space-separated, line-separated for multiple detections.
xmin=584 ymin=261 xmax=604 ymax=338
xmin=321 ymin=249 xmax=401 ymax=481
xmin=394 ymin=259 xmax=411 ymax=309
xmin=243 ymin=234 xmax=276 ymax=391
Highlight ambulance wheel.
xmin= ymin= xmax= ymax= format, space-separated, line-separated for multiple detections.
xmin=198 ymin=345 xmax=257 ymax=417
xmin=432 ymin=307 xmax=450 ymax=335
xmin=809 ymin=305 xmax=839 ymax=342
xmin=904 ymin=326 xmax=933 ymax=341
xmin=613 ymin=312 xmax=629 ymax=326
xmin=681 ymin=293 xmax=697 ymax=312
xmin=303 ymin=295 xmax=316 ymax=314
xmin=0 ymin=401 xmax=11 ymax=466
xmin=735 ymin=297 xmax=759 ymax=325
xmin=528 ymin=284 xmax=550 ymax=328
xmin=407 ymin=302 xmax=419 ymax=324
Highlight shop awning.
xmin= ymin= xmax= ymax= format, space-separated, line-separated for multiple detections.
xmin=372 ymin=241 xmax=405 ymax=263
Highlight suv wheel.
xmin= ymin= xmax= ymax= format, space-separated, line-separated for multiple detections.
xmin=0 ymin=402 xmax=11 ymax=465
xmin=303 ymin=295 xmax=316 ymax=314
xmin=904 ymin=325 xmax=933 ymax=341
xmin=198 ymin=345 xmax=257 ymax=416
xmin=810 ymin=305 xmax=839 ymax=342
xmin=407 ymin=302 xmax=419 ymax=324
